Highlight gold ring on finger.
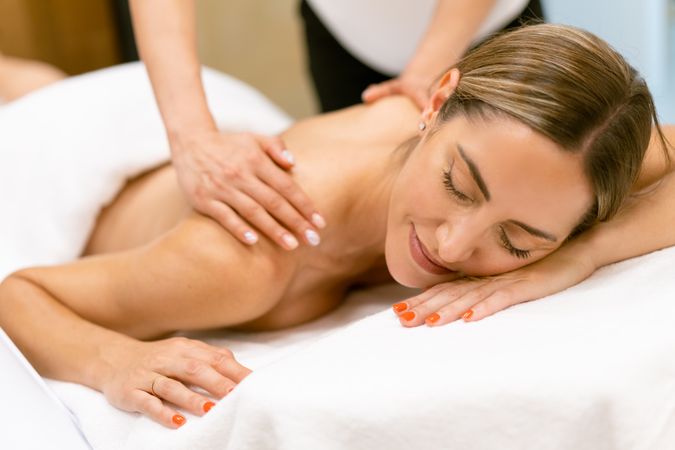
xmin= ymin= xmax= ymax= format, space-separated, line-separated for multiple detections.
xmin=150 ymin=376 xmax=163 ymax=397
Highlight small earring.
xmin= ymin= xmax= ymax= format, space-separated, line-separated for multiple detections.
xmin=418 ymin=121 xmax=426 ymax=131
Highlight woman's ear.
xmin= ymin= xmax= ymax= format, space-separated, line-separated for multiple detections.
xmin=421 ymin=68 xmax=461 ymax=124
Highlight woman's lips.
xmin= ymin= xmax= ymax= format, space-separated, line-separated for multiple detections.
xmin=408 ymin=224 xmax=454 ymax=275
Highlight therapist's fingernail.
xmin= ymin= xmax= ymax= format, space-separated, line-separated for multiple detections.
xmin=203 ymin=401 xmax=215 ymax=413
xmin=282 ymin=233 xmax=299 ymax=249
xmin=426 ymin=313 xmax=440 ymax=325
xmin=281 ymin=149 xmax=295 ymax=165
xmin=392 ymin=302 xmax=408 ymax=313
xmin=312 ymin=213 xmax=326 ymax=229
xmin=172 ymin=414 xmax=186 ymax=427
xmin=305 ymin=229 xmax=320 ymax=246
xmin=462 ymin=309 xmax=474 ymax=321
xmin=401 ymin=311 xmax=416 ymax=321
xmin=243 ymin=231 xmax=258 ymax=244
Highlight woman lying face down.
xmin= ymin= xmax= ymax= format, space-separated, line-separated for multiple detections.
xmin=0 ymin=24 xmax=672 ymax=428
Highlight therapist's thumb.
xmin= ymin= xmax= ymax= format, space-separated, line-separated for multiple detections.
xmin=362 ymin=80 xmax=397 ymax=104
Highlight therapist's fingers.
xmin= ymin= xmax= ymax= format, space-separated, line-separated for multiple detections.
xmin=399 ymin=83 xmax=430 ymax=110
xmin=203 ymin=199 xmax=261 ymax=246
xmin=254 ymin=134 xmax=295 ymax=170
xmin=256 ymin=159 xmax=326 ymax=229
xmin=215 ymin=190 xmax=299 ymax=250
xmin=254 ymin=133 xmax=325 ymax=232
xmin=242 ymin=179 xmax=321 ymax=247
xmin=362 ymin=79 xmax=398 ymax=104
xmin=362 ymin=77 xmax=430 ymax=110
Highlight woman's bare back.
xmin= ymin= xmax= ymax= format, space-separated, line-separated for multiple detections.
xmin=75 ymin=96 xmax=418 ymax=331
xmin=85 ymin=96 xmax=417 ymax=258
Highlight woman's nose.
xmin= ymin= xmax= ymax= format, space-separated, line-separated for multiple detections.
xmin=435 ymin=220 xmax=480 ymax=264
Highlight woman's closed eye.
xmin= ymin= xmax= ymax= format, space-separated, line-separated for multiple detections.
xmin=442 ymin=165 xmax=473 ymax=203
xmin=443 ymin=164 xmax=532 ymax=260
xmin=498 ymin=225 xmax=531 ymax=259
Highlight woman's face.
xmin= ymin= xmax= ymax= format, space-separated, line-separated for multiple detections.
xmin=385 ymin=113 xmax=593 ymax=288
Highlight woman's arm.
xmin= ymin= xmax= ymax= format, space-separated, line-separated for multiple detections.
xmin=393 ymin=125 xmax=675 ymax=326
xmin=0 ymin=214 xmax=290 ymax=427
xmin=362 ymin=0 xmax=496 ymax=108
xmin=128 ymin=0 xmax=324 ymax=249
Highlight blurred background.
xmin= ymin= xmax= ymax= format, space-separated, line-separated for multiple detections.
xmin=0 ymin=0 xmax=673 ymax=121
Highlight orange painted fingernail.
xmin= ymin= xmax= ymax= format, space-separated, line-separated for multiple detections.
xmin=426 ymin=313 xmax=440 ymax=325
xmin=203 ymin=401 xmax=215 ymax=413
xmin=392 ymin=302 xmax=408 ymax=313
xmin=172 ymin=414 xmax=186 ymax=427
xmin=401 ymin=311 xmax=416 ymax=321
xmin=462 ymin=309 xmax=474 ymax=321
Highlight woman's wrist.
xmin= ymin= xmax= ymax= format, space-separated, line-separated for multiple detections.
xmin=85 ymin=333 xmax=138 ymax=392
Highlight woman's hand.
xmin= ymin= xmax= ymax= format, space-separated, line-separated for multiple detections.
xmin=100 ymin=336 xmax=251 ymax=428
xmin=171 ymin=130 xmax=326 ymax=250
xmin=361 ymin=74 xmax=431 ymax=110
xmin=392 ymin=243 xmax=598 ymax=327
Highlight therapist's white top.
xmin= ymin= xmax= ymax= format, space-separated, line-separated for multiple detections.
xmin=306 ymin=0 xmax=530 ymax=75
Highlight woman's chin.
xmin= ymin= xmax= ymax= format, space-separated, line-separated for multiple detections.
xmin=385 ymin=254 xmax=428 ymax=288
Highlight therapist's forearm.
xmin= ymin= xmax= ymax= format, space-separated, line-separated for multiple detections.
xmin=129 ymin=0 xmax=216 ymax=144
xmin=403 ymin=0 xmax=496 ymax=81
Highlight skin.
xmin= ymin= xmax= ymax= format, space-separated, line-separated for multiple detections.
xmin=1 ymin=70 xmax=674 ymax=429
xmin=0 ymin=54 xmax=65 ymax=101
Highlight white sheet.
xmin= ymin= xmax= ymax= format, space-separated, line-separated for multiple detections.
xmin=2 ymin=63 xmax=675 ymax=450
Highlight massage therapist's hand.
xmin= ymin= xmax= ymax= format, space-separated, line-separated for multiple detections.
xmin=392 ymin=241 xmax=598 ymax=327
xmin=171 ymin=130 xmax=326 ymax=250
xmin=101 ymin=336 xmax=251 ymax=428
xmin=362 ymin=74 xmax=431 ymax=110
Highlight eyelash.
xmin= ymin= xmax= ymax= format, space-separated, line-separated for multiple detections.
xmin=499 ymin=226 xmax=531 ymax=259
xmin=442 ymin=167 xmax=531 ymax=260
xmin=442 ymin=166 xmax=472 ymax=203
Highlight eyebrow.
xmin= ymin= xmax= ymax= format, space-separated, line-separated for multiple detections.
xmin=457 ymin=144 xmax=491 ymax=201
xmin=455 ymin=143 xmax=557 ymax=243
xmin=509 ymin=220 xmax=558 ymax=242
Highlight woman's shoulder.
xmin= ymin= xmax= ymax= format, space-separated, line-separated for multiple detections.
xmin=171 ymin=212 xmax=298 ymax=284
xmin=286 ymin=95 xmax=419 ymax=144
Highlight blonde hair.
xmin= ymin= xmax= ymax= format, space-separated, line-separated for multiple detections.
xmin=434 ymin=24 xmax=671 ymax=236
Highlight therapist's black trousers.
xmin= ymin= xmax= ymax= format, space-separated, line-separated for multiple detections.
xmin=300 ymin=0 xmax=545 ymax=113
